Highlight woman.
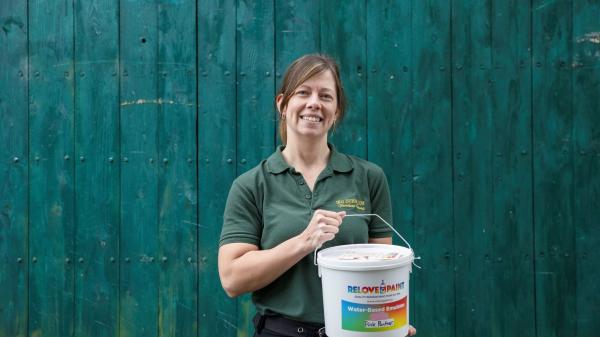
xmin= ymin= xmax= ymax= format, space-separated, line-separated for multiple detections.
xmin=218 ymin=54 xmax=416 ymax=337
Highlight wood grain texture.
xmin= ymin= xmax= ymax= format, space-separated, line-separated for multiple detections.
xmin=573 ymin=1 xmax=600 ymax=335
xmin=119 ymin=0 xmax=159 ymax=336
xmin=490 ymin=1 xmax=535 ymax=336
xmin=411 ymin=1 xmax=455 ymax=336
xmin=157 ymin=1 xmax=198 ymax=336
xmin=73 ymin=0 xmax=120 ymax=336
xmin=28 ymin=0 xmax=76 ymax=336
xmin=452 ymin=1 xmax=495 ymax=336
xmin=532 ymin=1 xmax=577 ymax=336
xmin=0 ymin=2 xmax=28 ymax=337
xmin=197 ymin=0 xmax=238 ymax=336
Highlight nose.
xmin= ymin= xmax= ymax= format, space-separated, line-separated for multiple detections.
xmin=306 ymin=92 xmax=321 ymax=110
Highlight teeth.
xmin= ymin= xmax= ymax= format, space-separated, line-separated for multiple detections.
xmin=301 ymin=116 xmax=321 ymax=122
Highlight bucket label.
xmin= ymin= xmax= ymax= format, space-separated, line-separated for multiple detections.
xmin=341 ymin=297 xmax=407 ymax=332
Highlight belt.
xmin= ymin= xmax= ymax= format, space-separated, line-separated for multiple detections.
xmin=254 ymin=313 xmax=327 ymax=337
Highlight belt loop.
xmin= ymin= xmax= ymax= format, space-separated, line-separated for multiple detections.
xmin=253 ymin=313 xmax=266 ymax=334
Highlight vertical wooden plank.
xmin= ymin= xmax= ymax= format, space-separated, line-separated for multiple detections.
xmin=274 ymin=0 xmax=320 ymax=144
xmin=366 ymin=0 xmax=413 ymax=250
xmin=0 ymin=2 xmax=28 ymax=337
xmin=490 ymin=1 xmax=535 ymax=336
xmin=274 ymin=0 xmax=320 ymax=80
xmin=73 ymin=1 xmax=119 ymax=336
xmin=532 ymin=1 xmax=576 ymax=336
xmin=320 ymin=0 xmax=366 ymax=157
xmin=236 ymin=1 xmax=275 ymax=335
xmin=411 ymin=1 xmax=454 ymax=336
xmin=119 ymin=0 xmax=159 ymax=336
xmin=366 ymin=0 xmax=416 ymax=327
xmin=237 ymin=0 xmax=276 ymax=169
xmin=452 ymin=1 xmax=494 ymax=336
xmin=274 ymin=0 xmax=320 ymax=103
xmin=28 ymin=0 xmax=75 ymax=336
xmin=572 ymin=1 xmax=600 ymax=336
xmin=157 ymin=1 xmax=198 ymax=336
xmin=276 ymin=0 xmax=321 ymax=147
xmin=197 ymin=1 xmax=238 ymax=336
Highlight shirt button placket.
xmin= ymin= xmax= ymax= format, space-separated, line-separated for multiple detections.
xmin=299 ymin=179 xmax=312 ymax=207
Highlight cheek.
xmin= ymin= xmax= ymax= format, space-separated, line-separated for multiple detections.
xmin=286 ymin=101 xmax=302 ymax=112
xmin=327 ymin=106 xmax=337 ymax=118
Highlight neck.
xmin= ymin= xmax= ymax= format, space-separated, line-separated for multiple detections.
xmin=282 ymin=136 xmax=330 ymax=169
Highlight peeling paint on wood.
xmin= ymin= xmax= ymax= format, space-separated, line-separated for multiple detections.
xmin=576 ymin=32 xmax=600 ymax=44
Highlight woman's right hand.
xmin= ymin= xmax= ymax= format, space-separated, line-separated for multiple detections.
xmin=300 ymin=209 xmax=346 ymax=251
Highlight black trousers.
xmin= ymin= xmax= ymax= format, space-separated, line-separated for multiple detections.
xmin=253 ymin=313 xmax=328 ymax=337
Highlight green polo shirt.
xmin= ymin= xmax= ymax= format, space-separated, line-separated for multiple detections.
xmin=220 ymin=144 xmax=392 ymax=324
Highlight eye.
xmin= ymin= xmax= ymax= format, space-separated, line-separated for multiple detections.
xmin=320 ymin=94 xmax=333 ymax=101
xmin=296 ymin=89 xmax=309 ymax=96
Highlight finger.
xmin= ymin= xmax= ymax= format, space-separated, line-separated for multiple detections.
xmin=317 ymin=223 xmax=340 ymax=234
xmin=317 ymin=216 xmax=343 ymax=227
xmin=317 ymin=232 xmax=335 ymax=244
xmin=314 ymin=209 xmax=344 ymax=222
xmin=310 ymin=213 xmax=341 ymax=228
xmin=313 ymin=211 xmax=342 ymax=225
xmin=311 ymin=232 xmax=332 ymax=247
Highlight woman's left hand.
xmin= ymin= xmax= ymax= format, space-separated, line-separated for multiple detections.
xmin=406 ymin=325 xmax=416 ymax=336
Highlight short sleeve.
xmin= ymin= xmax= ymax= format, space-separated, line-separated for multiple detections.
xmin=220 ymin=177 xmax=263 ymax=247
xmin=367 ymin=165 xmax=393 ymax=238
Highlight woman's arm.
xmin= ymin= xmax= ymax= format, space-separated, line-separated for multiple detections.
xmin=218 ymin=237 xmax=308 ymax=297
xmin=218 ymin=209 xmax=345 ymax=297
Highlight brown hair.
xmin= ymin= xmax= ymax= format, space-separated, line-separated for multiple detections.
xmin=276 ymin=54 xmax=346 ymax=144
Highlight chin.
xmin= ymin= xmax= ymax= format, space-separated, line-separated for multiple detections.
xmin=299 ymin=131 xmax=328 ymax=140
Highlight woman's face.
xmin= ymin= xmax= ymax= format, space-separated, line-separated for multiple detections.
xmin=278 ymin=70 xmax=338 ymax=142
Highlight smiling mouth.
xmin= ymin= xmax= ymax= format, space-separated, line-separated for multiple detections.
xmin=300 ymin=115 xmax=322 ymax=122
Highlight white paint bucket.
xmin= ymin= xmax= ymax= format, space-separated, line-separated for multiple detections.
xmin=317 ymin=244 xmax=414 ymax=337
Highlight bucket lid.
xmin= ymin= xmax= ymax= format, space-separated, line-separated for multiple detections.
xmin=317 ymin=244 xmax=414 ymax=271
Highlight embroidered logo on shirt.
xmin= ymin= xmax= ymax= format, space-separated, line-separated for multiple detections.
xmin=336 ymin=198 xmax=366 ymax=211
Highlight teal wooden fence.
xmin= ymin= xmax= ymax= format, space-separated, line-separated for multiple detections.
xmin=1 ymin=1 xmax=599 ymax=336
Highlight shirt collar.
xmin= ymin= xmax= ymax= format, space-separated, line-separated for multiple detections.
xmin=266 ymin=143 xmax=353 ymax=174
xmin=266 ymin=146 xmax=290 ymax=174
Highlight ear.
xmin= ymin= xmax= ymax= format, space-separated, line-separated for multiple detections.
xmin=275 ymin=94 xmax=284 ymax=113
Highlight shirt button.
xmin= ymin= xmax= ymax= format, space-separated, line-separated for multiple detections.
xmin=299 ymin=181 xmax=305 ymax=185
xmin=305 ymin=194 xmax=311 ymax=199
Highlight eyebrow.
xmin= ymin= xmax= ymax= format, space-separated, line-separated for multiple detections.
xmin=297 ymin=84 xmax=335 ymax=93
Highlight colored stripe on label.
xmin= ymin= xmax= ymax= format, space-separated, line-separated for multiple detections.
xmin=341 ymin=297 xmax=407 ymax=332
